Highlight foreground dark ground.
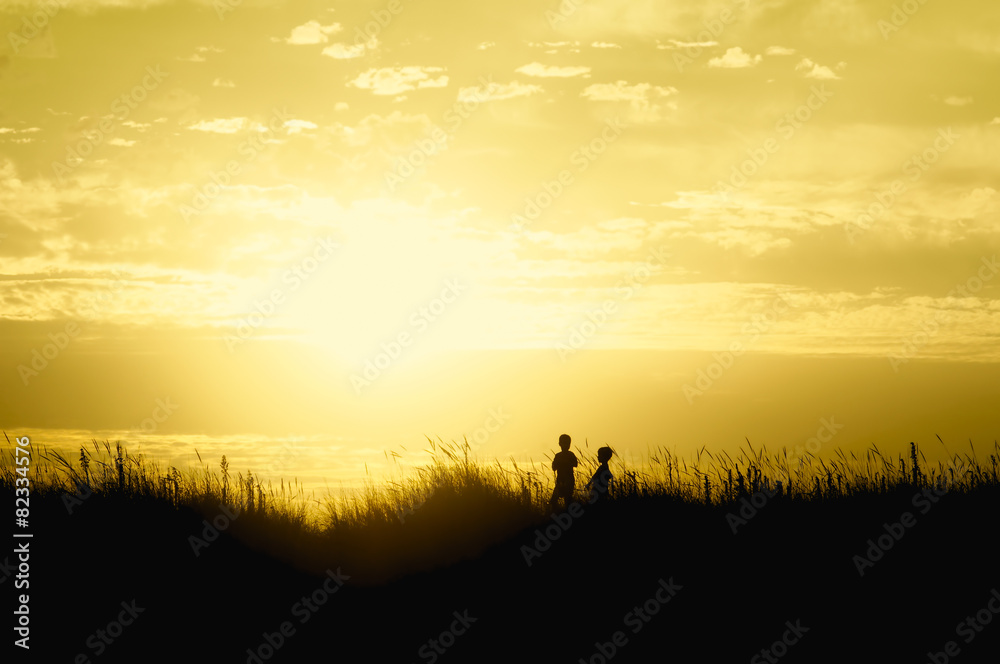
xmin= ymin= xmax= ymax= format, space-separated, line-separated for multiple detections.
xmin=9 ymin=485 xmax=1000 ymax=664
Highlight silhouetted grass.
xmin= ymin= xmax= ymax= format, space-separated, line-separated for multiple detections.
xmin=5 ymin=432 xmax=1000 ymax=662
xmin=3 ymin=433 xmax=998 ymax=583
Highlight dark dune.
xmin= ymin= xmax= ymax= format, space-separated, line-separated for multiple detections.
xmin=17 ymin=483 xmax=1000 ymax=663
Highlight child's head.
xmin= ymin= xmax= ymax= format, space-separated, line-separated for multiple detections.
xmin=597 ymin=446 xmax=613 ymax=463
xmin=558 ymin=434 xmax=571 ymax=450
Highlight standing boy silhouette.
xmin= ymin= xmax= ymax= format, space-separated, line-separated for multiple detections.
xmin=550 ymin=434 xmax=578 ymax=509
xmin=586 ymin=446 xmax=614 ymax=503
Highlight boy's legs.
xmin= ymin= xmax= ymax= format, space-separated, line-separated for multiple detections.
xmin=551 ymin=485 xmax=570 ymax=509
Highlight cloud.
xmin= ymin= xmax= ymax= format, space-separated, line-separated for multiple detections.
xmin=766 ymin=46 xmax=796 ymax=56
xmin=944 ymin=96 xmax=973 ymax=106
xmin=0 ymin=126 xmax=41 ymax=137
xmin=187 ymin=115 xmax=318 ymax=137
xmin=581 ymin=80 xmax=678 ymax=122
xmin=708 ymin=47 xmax=762 ymax=69
xmin=107 ymin=137 xmax=136 ymax=147
xmin=418 ymin=76 xmax=449 ymax=89
xmin=526 ymin=41 xmax=582 ymax=54
xmin=456 ymin=80 xmax=543 ymax=102
xmin=282 ymin=20 xmax=341 ymax=45
xmin=349 ymin=67 xmax=449 ymax=95
xmin=795 ymin=58 xmax=843 ymax=80
xmin=515 ymin=62 xmax=591 ymax=78
xmin=319 ymin=111 xmax=437 ymax=150
xmin=528 ymin=41 xmax=578 ymax=48
xmin=591 ymin=42 xmax=621 ymax=49
xmin=322 ymin=43 xmax=366 ymax=59
xmin=657 ymin=39 xmax=716 ymax=50
xmin=477 ymin=41 xmax=495 ymax=50
xmin=524 ymin=220 xmax=649 ymax=256
xmin=186 ymin=118 xmax=249 ymax=134
xmin=283 ymin=119 xmax=317 ymax=134
xmin=581 ymin=80 xmax=676 ymax=103
xmin=991 ymin=117 xmax=1000 ymax=125
xmin=683 ymin=228 xmax=793 ymax=256
xmin=212 ymin=78 xmax=235 ymax=88
xmin=176 ymin=45 xmax=223 ymax=63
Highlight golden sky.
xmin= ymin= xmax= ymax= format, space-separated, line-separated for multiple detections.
xmin=1 ymin=0 xmax=998 ymax=486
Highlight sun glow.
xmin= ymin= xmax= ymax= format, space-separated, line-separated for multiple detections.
xmin=280 ymin=205 xmax=484 ymax=366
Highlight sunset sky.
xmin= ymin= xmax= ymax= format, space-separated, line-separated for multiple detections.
xmin=1 ymin=0 xmax=998 ymax=489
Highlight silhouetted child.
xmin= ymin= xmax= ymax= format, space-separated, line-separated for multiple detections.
xmin=549 ymin=434 xmax=578 ymax=509
xmin=587 ymin=446 xmax=614 ymax=503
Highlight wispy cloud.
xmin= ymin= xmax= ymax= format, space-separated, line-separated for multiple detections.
xmin=515 ymin=62 xmax=591 ymax=78
xmin=766 ymin=45 xmax=796 ymax=56
xmin=457 ymin=80 xmax=543 ymax=102
xmin=348 ymin=67 xmax=449 ymax=95
xmin=944 ymin=96 xmax=973 ymax=106
xmin=187 ymin=117 xmax=249 ymax=134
